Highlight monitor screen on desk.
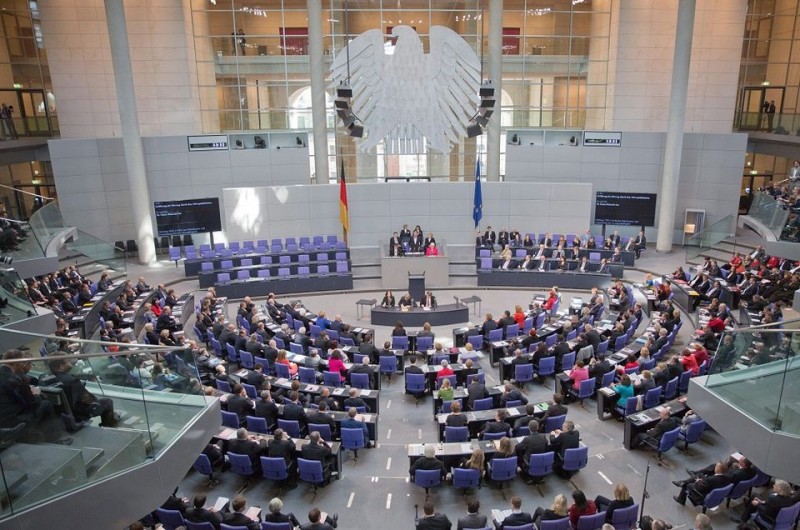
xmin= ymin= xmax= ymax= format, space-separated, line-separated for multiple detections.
xmin=593 ymin=192 xmax=657 ymax=226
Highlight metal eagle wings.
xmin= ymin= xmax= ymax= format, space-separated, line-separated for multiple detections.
xmin=331 ymin=25 xmax=481 ymax=154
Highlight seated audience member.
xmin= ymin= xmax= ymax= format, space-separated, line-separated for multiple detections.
xmin=185 ymin=493 xmax=223 ymax=528
xmin=222 ymin=495 xmax=261 ymax=530
xmin=673 ymin=461 xmax=734 ymax=506
xmin=416 ymin=501 xmax=451 ymax=530
xmin=341 ymin=406 xmax=371 ymax=447
xmin=301 ymin=431 xmax=336 ymax=483
xmin=493 ymin=496 xmax=533 ymax=530
xmin=594 ymin=483 xmax=634 ymax=523
xmin=480 ymin=409 xmax=510 ymax=439
xmin=568 ymin=490 xmax=597 ymax=528
xmin=446 ymin=400 xmax=469 ymax=428
xmin=228 ymin=427 xmax=267 ymax=471
xmin=410 ymin=443 xmax=446 ymax=480
xmin=533 ymin=494 xmax=569 ymax=526
xmin=263 ymin=497 xmax=301 ymax=529
xmin=738 ymin=479 xmax=795 ymax=523
xmin=50 ymin=357 xmax=118 ymax=427
xmin=381 ymin=290 xmax=396 ymax=308
xmin=631 ymin=408 xmax=681 ymax=449
xmin=457 ymin=499 xmax=487 ymax=530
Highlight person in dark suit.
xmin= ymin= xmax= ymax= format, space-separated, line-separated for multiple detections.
xmin=515 ymin=420 xmax=549 ymax=473
xmin=300 ymin=431 xmax=335 ymax=483
xmin=493 ymin=496 xmax=533 ymax=530
xmin=417 ymin=501 xmax=452 ymax=530
xmin=306 ymin=401 xmax=337 ymax=438
xmin=49 ymin=357 xmax=118 ymax=427
xmin=410 ymin=444 xmax=446 ymax=480
xmin=632 ymin=408 xmax=681 ymax=449
xmin=263 ymin=497 xmax=300 ymax=529
xmin=634 ymin=230 xmax=646 ymax=259
xmin=457 ymin=499 xmax=487 ymax=530
xmin=254 ymin=390 xmax=278 ymax=428
xmin=245 ymin=364 xmax=267 ymax=390
xmin=673 ymin=461 xmax=732 ymax=505
xmin=405 ymin=355 xmax=427 ymax=398
xmin=282 ymin=391 xmax=308 ymax=426
xmin=359 ymin=333 xmax=381 ymax=363
xmin=739 ymin=479 xmax=795 ymax=523
xmin=226 ymin=384 xmax=254 ymax=424
xmin=348 ymin=357 xmax=374 ymax=387
xmin=343 ymin=388 xmax=369 ymax=412
xmin=480 ymin=410 xmax=510 ymax=439
xmin=465 ymin=374 xmax=487 ymax=410
xmin=422 ymin=291 xmax=437 ymax=309
xmin=480 ymin=313 xmax=498 ymax=338
xmin=483 ymin=226 xmax=496 ymax=248
xmin=682 ymin=455 xmax=756 ymax=487
xmin=513 ymin=403 xmax=538 ymax=432
xmin=499 ymin=382 xmax=528 ymax=407
xmin=185 ymin=494 xmax=223 ymax=529
xmin=267 ymin=428 xmax=296 ymax=467
xmin=227 ymin=428 xmax=267 ymax=471
xmin=550 ymin=420 xmax=581 ymax=463
xmin=314 ymin=387 xmax=339 ymax=412
xmin=389 ymin=232 xmax=402 ymax=254
xmin=539 ymin=394 xmax=568 ymax=431
xmin=222 ymin=495 xmax=260 ymax=530
xmin=300 ymin=507 xmax=338 ymax=530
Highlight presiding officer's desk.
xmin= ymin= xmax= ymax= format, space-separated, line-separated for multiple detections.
xmin=275 ymin=404 xmax=379 ymax=443
xmin=371 ymin=304 xmax=469 ymax=327
xmin=478 ymin=269 xmax=617 ymax=290
xmin=622 ymin=397 xmax=689 ymax=450
xmin=214 ymin=427 xmax=342 ymax=475
xmin=431 ymin=386 xmax=503 ymax=419
xmin=380 ymin=254 xmax=450 ymax=290
xmin=214 ymin=273 xmax=353 ymax=298
xmin=267 ymin=377 xmax=380 ymax=415
xmin=435 ymin=403 xmax=549 ymax=441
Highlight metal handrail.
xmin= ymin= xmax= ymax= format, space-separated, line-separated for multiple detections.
xmin=0 ymin=183 xmax=54 ymax=201
xmin=734 ymin=315 xmax=800 ymax=333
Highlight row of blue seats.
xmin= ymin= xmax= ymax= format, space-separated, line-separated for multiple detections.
xmin=201 ymin=252 xmax=348 ymax=270
xmin=215 ymin=261 xmax=350 ymax=282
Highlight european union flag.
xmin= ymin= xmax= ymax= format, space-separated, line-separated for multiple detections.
xmin=472 ymin=157 xmax=483 ymax=229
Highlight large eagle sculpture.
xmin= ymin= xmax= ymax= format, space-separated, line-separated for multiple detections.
xmin=331 ymin=25 xmax=481 ymax=154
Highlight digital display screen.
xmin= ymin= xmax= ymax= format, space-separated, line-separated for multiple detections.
xmin=594 ymin=192 xmax=657 ymax=227
xmin=154 ymin=198 xmax=222 ymax=236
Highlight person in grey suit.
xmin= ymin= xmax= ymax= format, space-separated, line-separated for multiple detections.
xmin=457 ymin=499 xmax=488 ymax=530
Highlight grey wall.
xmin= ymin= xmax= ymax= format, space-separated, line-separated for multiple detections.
xmin=49 ymin=131 xmax=746 ymax=247
xmin=506 ymin=132 xmax=747 ymax=241
xmin=48 ymin=136 xmax=310 ymax=242
xmin=222 ymin=182 xmax=592 ymax=247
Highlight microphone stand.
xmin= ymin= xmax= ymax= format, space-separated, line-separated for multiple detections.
xmin=414 ymin=504 xmax=419 ymax=526
xmin=639 ymin=460 xmax=652 ymax=527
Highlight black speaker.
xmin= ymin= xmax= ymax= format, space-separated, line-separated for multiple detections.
xmin=467 ymin=122 xmax=482 ymax=138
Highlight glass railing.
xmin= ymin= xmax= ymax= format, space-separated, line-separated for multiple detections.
xmin=703 ymin=317 xmax=800 ymax=434
xmin=65 ymin=229 xmax=127 ymax=277
xmin=734 ymin=110 xmax=800 ymax=135
xmin=0 ymin=327 xmax=210 ymax=519
xmin=748 ymin=191 xmax=790 ymax=238
xmin=684 ymin=214 xmax=735 ymax=262
xmin=0 ymin=268 xmax=37 ymax=323
xmin=27 ymin=201 xmax=66 ymax=257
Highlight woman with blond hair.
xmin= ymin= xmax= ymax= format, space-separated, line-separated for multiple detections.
xmin=534 ymin=493 xmax=568 ymax=525
xmin=594 ymin=482 xmax=634 ymax=523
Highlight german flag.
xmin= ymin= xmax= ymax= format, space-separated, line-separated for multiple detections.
xmin=339 ymin=158 xmax=349 ymax=232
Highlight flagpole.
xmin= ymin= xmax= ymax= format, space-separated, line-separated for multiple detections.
xmin=338 ymin=149 xmax=349 ymax=247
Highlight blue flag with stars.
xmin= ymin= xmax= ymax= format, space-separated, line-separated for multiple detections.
xmin=473 ymin=157 xmax=483 ymax=229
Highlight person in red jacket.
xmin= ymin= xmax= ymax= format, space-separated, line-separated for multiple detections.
xmin=680 ymin=349 xmax=699 ymax=376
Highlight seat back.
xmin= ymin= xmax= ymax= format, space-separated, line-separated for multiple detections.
xmin=577 ymin=378 xmax=595 ymax=399
xmin=221 ymin=410 xmax=239 ymax=428
xmin=473 ymin=397 xmax=493 ymax=411
xmin=156 ymin=508 xmax=186 ymax=530
xmin=601 ymin=370 xmax=615 ymax=388
xmin=391 ymin=336 xmax=409 ymax=351
xmin=436 ymin=375 xmax=457 ymax=389
xmin=416 ymin=336 xmax=433 ymax=352
xmin=503 ymin=525 xmax=534 ymax=530
xmin=351 ymin=372 xmax=371 ymax=389
xmin=544 ymin=414 xmax=566 ymax=432
xmin=444 ymin=426 xmax=469 ymax=443
xmin=260 ymin=456 xmax=289 ymax=481
xmin=562 ymin=352 xmax=576 ymax=369
xmin=242 ymin=383 xmax=258 ymax=399
xmin=341 ymin=427 xmax=366 ymax=450
xmin=193 ymin=454 xmax=213 ymax=476
xmin=704 ymin=484 xmax=734 ymax=511
xmin=186 ymin=521 xmax=216 ymax=530
xmin=562 ymin=446 xmax=589 ymax=472
xmin=261 ymin=522 xmax=292 ymax=530
xmin=490 ymin=456 xmax=518 ymax=482
xmin=528 ymin=451 xmax=555 ymax=477
xmin=576 ymin=512 xmax=606 ymax=530
xmin=644 ymin=386 xmax=662 ymax=409
xmin=682 ymin=419 xmax=707 ymax=444
xmin=539 ymin=518 xmax=571 ymax=530
xmin=658 ymin=427 xmax=681 ymax=453
xmin=467 ymin=335 xmax=484 ymax=350
xmin=277 ymin=419 xmax=302 ymax=438
xmin=483 ymin=431 xmax=507 ymax=441
xmin=297 ymin=458 xmax=324 ymax=484
xmin=727 ymin=475 xmax=757 ymax=503
xmin=610 ymin=504 xmax=640 ymax=530
xmin=406 ymin=373 xmax=426 ymax=393
xmin=246 ymin=415 xmax=269 ymax=434
xmin=298 ymin=366 xmax=317 ymax=384
xmin=514 ymin=363 xmax=534 ymax=382
xmin=239 ymin=351 xmax=254 ymax=369
xmin=678 ymin=370 xmax=692 ymax=393
xmin=227 ymin=452 xmax=254 ymax=476
xmin=379 ymin=355 xmax=398 ymax=374
xmin=614 ymin=335 xmax=627 ymax=352
xmin=537 ymin=356 xmax=555 ymax=377
xmin=505 ymin=324 xmax=519 ymax=338
xmin=488 ymin=328 xmax=503 ymax=342
xmin=216 ymin=379 xmax=232 ymax=393
xmin=274 ymin=362 xmax=291 ymax=379
xmin=662 ymin=377 xmax=679 ymax=400
xmin=323 ymin=371 xmax=342 ymax=387
xmin=308 ymin=423 xmax=333 ymax=442
xmin=452 ymin=467 xmax=481 ymax=489
xmin=597 ymin=340 xmax=609 ymax=354
xmin=620 ymin=396 xmax=638 ymax=416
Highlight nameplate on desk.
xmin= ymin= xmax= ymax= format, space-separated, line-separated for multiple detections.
xmin=218 ymin=428 xmax=237 ymax=440
xmin=275 ymin=378 xmax=290 ymax=385
xmin=332 ymin=387 xmax=346 ymax=395
xmin=305 ymin=385 xmax=319 ymax=392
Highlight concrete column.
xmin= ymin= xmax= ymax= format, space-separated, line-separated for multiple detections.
xmin=104 ymin=0 xmax=155 ymax=264
xmin=656 ymin=0 xmax=696 ymax=252
xmin=307 ymin=0 xmax=330 ymax=184
xmin=486 ymin=0 xmax=503 ymax=182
